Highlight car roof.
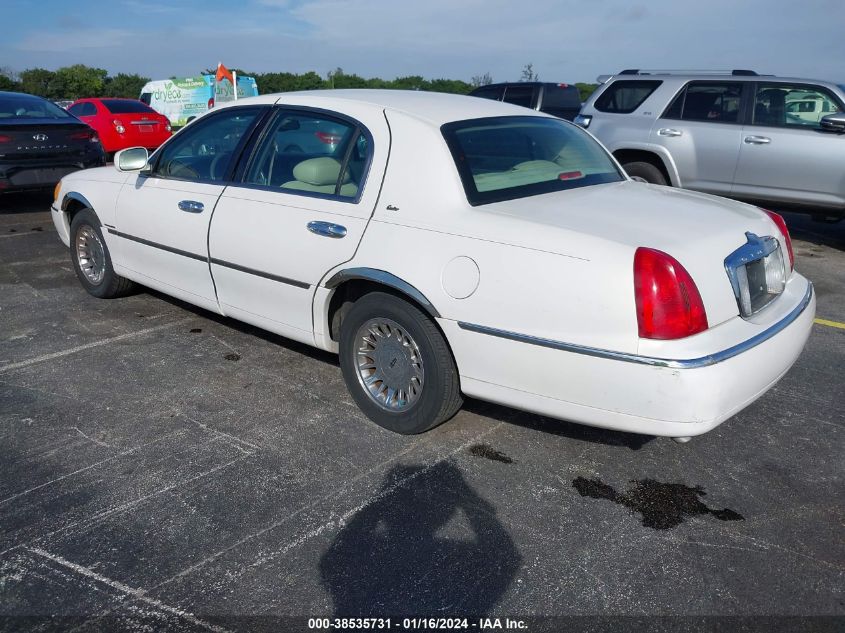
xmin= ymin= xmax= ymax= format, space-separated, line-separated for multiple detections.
xmin=215 ymin=89 xmax=555 ymax=126
xmin=605 ymin=73 xmax=841 ymax=87
xmin=0 ymin=90 xmax=49 ymax=99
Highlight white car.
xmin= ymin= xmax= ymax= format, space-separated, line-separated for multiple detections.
xmin=50 ymin=90 xmax=815 ymax=441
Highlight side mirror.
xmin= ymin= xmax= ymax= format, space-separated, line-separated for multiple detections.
xmin=114 ymin=147 xmax=149 ymax=172
xmin=820 ymin=112 xmax=845 ymax=133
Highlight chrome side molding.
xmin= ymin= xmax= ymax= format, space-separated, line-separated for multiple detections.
xmin=458 ymin=282 xmax=813 ymax=370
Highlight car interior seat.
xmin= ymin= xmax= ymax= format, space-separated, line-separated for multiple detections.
xmin=282 ymin=157 xmax=358 ymax=197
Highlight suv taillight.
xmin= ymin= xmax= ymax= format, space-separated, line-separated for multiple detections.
xmin=634 ymin=247 xmax=708 ymax=340
xmin=762 ymin=209 xmax=794 ymax=270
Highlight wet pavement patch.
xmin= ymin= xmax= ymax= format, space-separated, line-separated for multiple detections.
xmin=468 ymin=443 xmax=514 ymax=464
xmin=31 ymin=227 xmax=43 ymax=232
xmin=190 ymin=328 xmax=202 ymax=333
xmin=572 ymin=476 xmax=744 ymax=530
xmin=224 ymin=353 xmax=241 ymax=361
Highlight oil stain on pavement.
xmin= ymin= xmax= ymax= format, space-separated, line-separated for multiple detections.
xmin=572 ymin=477 xmax=744 ymax=530
xmin=468 ymin=443 xmax=514 ymax=464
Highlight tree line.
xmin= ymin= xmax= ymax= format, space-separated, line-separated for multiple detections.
xmin=1 ymin=64 xmax=597 ymax=102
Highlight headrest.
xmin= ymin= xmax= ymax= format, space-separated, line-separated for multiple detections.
xmin=292 ymin=157 xmax=350 ymax=186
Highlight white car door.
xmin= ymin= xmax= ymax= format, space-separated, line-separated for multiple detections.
xmin=732 ymin=82 xmax=845 ymax=209
xmin=113 ymin=106 xmax=266 ymax=311
xmin=208 ymin=107 xmax=388 ymax=345
xmin=648 ymin=81 xmax=745 ymax=195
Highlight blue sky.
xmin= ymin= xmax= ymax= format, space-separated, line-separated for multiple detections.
xmin=1 ymin=0 xmax=843 ymax=84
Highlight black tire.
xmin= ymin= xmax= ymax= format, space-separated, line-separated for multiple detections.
xmin=69 ymin=209 xmax=135 ymax=299
xmin=623 ymin=161 xmax=668 ymax=185
xmin=339 ymin=292 xmax=463 ymax=434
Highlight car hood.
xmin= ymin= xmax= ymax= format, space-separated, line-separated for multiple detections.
xmin=482 ymin=180 xmax=787 ymax=326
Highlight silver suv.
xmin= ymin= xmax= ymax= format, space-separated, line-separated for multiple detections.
xmin=576 ymin=70 xmax=845 ymax=219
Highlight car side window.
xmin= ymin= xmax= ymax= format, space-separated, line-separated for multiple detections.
xmin=502 ymin=85 xmax=535 ymax=108
xmin=67 ymin=103 xmax=85 ymax=117
xmin=752 ymin=83 xmax=842 ymax=129
xmin=243 ymin=111 xmax=368 ymax=200
xmin=152 ymin=107 xmax=262 ymax=182
xmin=594 ymin=80 xmax=662 ymax=113
xmin=664 ymin=82 xmax=743 ymax=123
xmin=471 ymin=86 xmax=505 ymax=101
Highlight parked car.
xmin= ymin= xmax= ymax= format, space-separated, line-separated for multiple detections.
xmin=0 ymin=91 xmax=104 ymax=193
xmin=469 ymin=82 xmax=582 ymax=120
xmin=51 ymin=90 xmax=814 ymax=441
xmin=67 ymin=98 xmax=171 ymax=156
xmin=53 ymin=100 xmax=74 ymax=110
xmin=575 ymin=70 xmax=845 ymax=219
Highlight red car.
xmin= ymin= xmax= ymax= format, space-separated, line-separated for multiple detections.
xmin=67 ymin=98 xmax=171 ymax=156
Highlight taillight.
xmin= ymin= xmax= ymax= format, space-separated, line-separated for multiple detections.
xmin=0 ymin=134 xmax=11 ymax=143
xmin=113 ymin=120 xmax=126 ymax=134
xmin=208 ymin=97 xmax=215 ymax=109
xmin=315 ymin=131 xmax=342 ymax=145
xmin=762 ymin=209 xmax=794 ymax=271
xmin=634 ymin=247 xmax=708 ymax=340
xmin=70 ymin=130 xmax=99 ymax=143
xmin=164 ymin=121 xmax=171 ymax=132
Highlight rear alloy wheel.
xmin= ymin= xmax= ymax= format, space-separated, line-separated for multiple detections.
xmin=623 ymin=161 xmax=668 ymax=185
xmin=70 ymin=208 xmax=135 ymax=298
xmin=339 ymin=292 xmax=462 ymax=434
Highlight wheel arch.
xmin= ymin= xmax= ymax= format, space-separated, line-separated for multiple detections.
xmin=61 ymin=191 xmax=95 ymax=220
xmin=323 ymin=268 xmax=441 ymax=343
xmin=612 ymin=147 xmax=679 ymax=186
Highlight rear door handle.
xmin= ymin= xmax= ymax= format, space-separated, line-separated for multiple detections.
xmin=658 ymin=128 xmax=683 ymax=137
xmin=178 ymin=200 xmax=204 ymax=213
xmin=744 ymin=135 xmax=771 ymax=145
xmin=307 ymin=221 xmax=347 ymax=239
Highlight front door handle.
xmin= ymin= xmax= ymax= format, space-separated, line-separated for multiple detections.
xmin=307 ymin=221 xmax=347 ymax=239
xmin=658 ymin=128 xmax=683 ymax=137
xmin=744 ymin=135 xmax=771 ymax=145
xmin=178 ymin=200 xmax=204 ymax=213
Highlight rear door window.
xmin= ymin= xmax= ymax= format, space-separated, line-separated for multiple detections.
xmin=502 ymin=85 xmax=536 ymax=109
xmin=663 ymin=82 xmax=744 ymax=123
xmin=594 ymin=80 xmax=661 ymax=113
xmin=470 ymin=85 xmax=505 ymax=101
xmin=752 ymin=83 xmax=842 ymax=129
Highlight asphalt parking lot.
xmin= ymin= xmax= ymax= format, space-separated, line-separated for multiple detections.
xmin=0 ymin=191 xmax=842 ymax=632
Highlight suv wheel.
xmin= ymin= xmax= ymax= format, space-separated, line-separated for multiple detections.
xmin=623 ymin=161 xmax=668 ymax=186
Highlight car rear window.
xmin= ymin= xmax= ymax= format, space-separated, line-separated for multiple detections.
xmin=442 ymin=116 xmax=623 ymax=206
xmin=0 ymin=94 xmax=72 ymax=120
xmin=594 ymin=80 xmax=662 ymax=113
xmin=101 ymin=99 xmax=156 ymax=114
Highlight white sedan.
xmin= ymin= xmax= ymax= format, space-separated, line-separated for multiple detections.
xmin=50 ymin=90 xmax=815 ymax=441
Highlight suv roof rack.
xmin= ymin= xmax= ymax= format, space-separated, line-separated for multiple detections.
xmin=617 ymin=69 xmax=759 ymax=76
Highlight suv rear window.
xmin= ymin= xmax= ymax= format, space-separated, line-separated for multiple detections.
xmin=594 ymin=80 xmax=662 ymax=113
xmin=442 ymin=116 xmax=623 ymax=206
xmin=102 ymin=99 xmax=156 ymax=114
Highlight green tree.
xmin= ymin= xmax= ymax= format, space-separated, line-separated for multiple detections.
xmin=54 ymin=64 xmax=108 ymax=98
xmin=392 ymin=75 xmax=429 ymax=91
xmin=575 ymin=82 xmax=598 ymax=102
xmin=429 ymin=78 xmax=473 ymax=94
xmin=294 ymin=71 xmax=325 ymax=90
xmin=19 ymin=68 xmax=57 ymax=98
xmin=520 ymin=63 xmax=538 ymax=82
xmin=103 ymin=73 xmax=150 ymax=98
xmin=470 ymin=72 xmax=493 ymax=88
xmin=0 ymin=66 xmax=20 ymax=91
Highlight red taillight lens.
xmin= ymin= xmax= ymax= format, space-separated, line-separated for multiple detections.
xmin=634 ymin=247 xmax=709 ymax=340
xmin=208 ymin=97 xmax=215 ymax=109
xmin=762 ymin=209 xmax=794 ymax=271
xmin=315 ymin=131 xmax=342 ymax=145
xmin=0 ymin=134 xmax=11 ymax=143
xmin=69 ymin=130 xmax=93 ymax=140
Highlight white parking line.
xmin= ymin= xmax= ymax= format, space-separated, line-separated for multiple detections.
xmin=0 ymin=319 xmax=188 ymax=373
xmin=28 ymin=548 xmax=230 ymax=633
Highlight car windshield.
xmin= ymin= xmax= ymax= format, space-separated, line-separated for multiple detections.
xmin=0 ymin=94 xmax=73 ymax=120
xmin=442 ymin=116 xmax=623 ymax=205
xmin=102 ymin=99 xmax=156 ymax=114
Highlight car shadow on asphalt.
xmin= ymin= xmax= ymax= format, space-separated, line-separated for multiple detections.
xmin=319 ymin=461 xmax=521 ymax=617
xmin=461 ymin=398 xmax=655 ymax=451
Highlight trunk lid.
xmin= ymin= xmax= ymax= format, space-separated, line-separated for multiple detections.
xmin=0 ymin=120 xmax=97 ymax=160
xmin=484 ymin=180 xmax=787 ymax=327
